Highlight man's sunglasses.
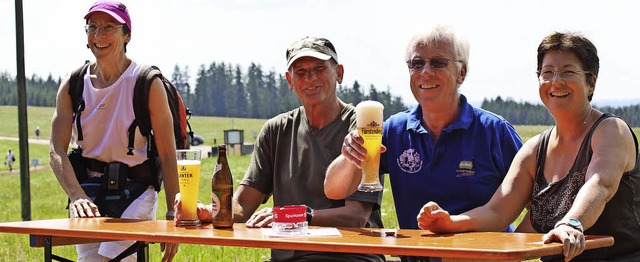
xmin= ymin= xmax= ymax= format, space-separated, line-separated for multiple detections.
xmin=406 ymin=58 xmax=460 ymax=70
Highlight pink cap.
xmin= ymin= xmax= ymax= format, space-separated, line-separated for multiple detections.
xmin=84 ymin=1 xmax=132 ymax=32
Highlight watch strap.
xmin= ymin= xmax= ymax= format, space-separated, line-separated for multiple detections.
xmin=555 ymin=218 xmax=583 ymax=233
xmin=305 ymin=206 xmax=314 ymax=223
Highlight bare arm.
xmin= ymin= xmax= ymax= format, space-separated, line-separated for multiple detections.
xmin=148 ymin=77 xmax=180 ymax=261
xmin=233 ymin=184 xmax=267 ymax=223
xmin=558 ymin=118 xmax=634 ymax=229
xmin=147 ymin=77 xmax=179 ymax=219
xmin=236 ymin=184 xmax=374 ymax=228
xmin=310 ymin=200 xmax=373 ymax=228
xmin=536 ymin=118 xmax=634 ymax=261
xmin=49 ymin=76 xmax=100 ymax=218
xmin=325 ymin=130 xmax=365 ymax=199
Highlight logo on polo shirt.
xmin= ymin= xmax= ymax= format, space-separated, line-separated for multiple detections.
xmin=456 ymin=160 xmax=475 ymax=177
xmin=458 ymin=161 xmax=473 ymax=169
xmin=397 ymin=148 xmax=422 ymax=173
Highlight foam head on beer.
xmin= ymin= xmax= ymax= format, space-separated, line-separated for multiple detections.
xmin=356 ymin=101 xmax=384 ymax=127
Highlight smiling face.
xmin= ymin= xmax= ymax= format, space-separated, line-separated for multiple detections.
xmin=406 ymin=40 xmax=466 ymax=108
xmin=86 ymin=12 xmax=130 ymax=60
xmin=538 ymin=51 xmax=595 ymax=112
xmin=285 ymin=56 xmax=343 ymax=107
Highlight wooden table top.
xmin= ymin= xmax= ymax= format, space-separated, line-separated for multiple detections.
xmin=0 ymin=218 xmax=614 ymax=260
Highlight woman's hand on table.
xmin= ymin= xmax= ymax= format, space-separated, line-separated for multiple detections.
xmin=416 ymin=202 xmax=455 ymax=233
xmin=542 ymin=225 xmax=585 ymax=261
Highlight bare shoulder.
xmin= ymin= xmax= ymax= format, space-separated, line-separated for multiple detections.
xmin=147 ymin=76 xmax=169 ymax=109
xmin=593 ymin=117 xmax=634 ymax=144
xmin=508 ymin=133 xmax=543 ymax=180
xmin=148 ymin=77 xmax=167 ymax=95
xmin=592 ymin=116 xmax=636 ymax=172
xmin=519 ymin=133 xmax=543 ymax=157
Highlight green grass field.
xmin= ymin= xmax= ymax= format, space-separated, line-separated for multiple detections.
xmin=0 ymin=106 xmax=638 ymax=261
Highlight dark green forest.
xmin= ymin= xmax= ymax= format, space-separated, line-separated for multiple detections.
xmin=481 ymin=96 xmax=640 ymax=126
xmin=0 ymin=62 xmax=406 ymax=120
xmin=1 ymin=63 xmax=639 ymax=126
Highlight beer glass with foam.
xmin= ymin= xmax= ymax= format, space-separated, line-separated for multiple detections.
xmin=176 ymin=149 xmax=202 ymax=226
xmin=355 ymin=101 xmax=384 ymax=192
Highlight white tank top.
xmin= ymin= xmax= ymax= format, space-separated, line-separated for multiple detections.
xmin=75 ymin=60 xmax=148 ymax=166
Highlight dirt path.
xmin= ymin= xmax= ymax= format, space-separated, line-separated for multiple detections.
xmin=0 ymin=136 xmax=50 ymax=145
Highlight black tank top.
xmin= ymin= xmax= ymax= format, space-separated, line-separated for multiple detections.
xmin=531 ymin=113 xmax=640 ymax=261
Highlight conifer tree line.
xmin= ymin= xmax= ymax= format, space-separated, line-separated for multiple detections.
xmin=169 ymin=62 xmax=407 ymax=119
xmin=0 ymin=61 xmax=407 ymax=120
xmin=481 ymin=96 xmax=640 ymax=127
xmin=1 ymin=68 xmax=639 ymax=127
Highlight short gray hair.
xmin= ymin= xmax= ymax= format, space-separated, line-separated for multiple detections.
xmin=405 ymin=24 xmax=470 ymax=72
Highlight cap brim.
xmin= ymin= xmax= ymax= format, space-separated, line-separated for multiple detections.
xmin=287 ymin=50 xmax=332 ymax=69
xmin=84 ymin=9 xmax=126 ymax=25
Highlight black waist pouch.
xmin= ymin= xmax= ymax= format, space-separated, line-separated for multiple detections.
xmin=78 ymin=177 xmax=149 ymax=218
xmin=67 ymin=149 xmax=154 ymax=218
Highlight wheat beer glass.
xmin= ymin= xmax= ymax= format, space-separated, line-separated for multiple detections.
xmin=176 ymin=149 xmax=202 ymax=226
xmin=355 ymin=101 xmax=384 ymax=192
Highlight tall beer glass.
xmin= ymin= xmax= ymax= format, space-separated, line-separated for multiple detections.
xmin=176 ymin=149 xmax=201 ymax=226
xmin=356 ymin=101 xmax=384 ymax=192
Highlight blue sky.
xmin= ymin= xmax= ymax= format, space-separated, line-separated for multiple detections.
xmin=1 ymin=0 xmax=638 ymax=106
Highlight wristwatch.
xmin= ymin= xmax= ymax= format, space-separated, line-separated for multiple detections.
xmin=555 ymin=218 xmax=583 ymax=233
xmin=305 ymin=206 xmax=314 ymax=223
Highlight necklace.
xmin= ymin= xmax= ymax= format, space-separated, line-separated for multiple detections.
xmin=93 ymin=60 xmax=130 ymax=88
xmin=582 ymin=108 xmax=593 ymax=125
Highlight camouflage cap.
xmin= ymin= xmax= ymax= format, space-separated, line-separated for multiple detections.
xmin=286 ymin=37 xmax=339 ymax=69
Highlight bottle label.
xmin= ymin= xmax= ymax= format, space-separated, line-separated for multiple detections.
xmin=211 ymin=193 xmax=221 ymax=218
xmin=212 ymin=184 xmax=233 ymax=226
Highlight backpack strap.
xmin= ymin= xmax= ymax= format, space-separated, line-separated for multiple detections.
xmin=128 ymin=65 xmax=193 ymax=155
xmin=69 ymin=60 xmax=91 ymax=142
xmin=128 ymin=65 xmax=160 ymax=156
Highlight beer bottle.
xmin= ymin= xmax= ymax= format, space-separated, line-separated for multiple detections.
xmin=212 ymin=144 xmax=233 ymax=228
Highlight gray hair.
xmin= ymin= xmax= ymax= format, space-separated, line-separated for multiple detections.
xmin=405 ymin=24 xmax=470 ymax=72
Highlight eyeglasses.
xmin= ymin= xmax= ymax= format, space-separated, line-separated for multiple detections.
xmin=85 ymin=23 xmax=124 ymax=35
xmin=406 ymin=58 xmax=460 ymax=71
xmin=538 ymin=69 xmax=590 ymax=82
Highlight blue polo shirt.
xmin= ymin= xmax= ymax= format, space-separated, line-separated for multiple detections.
xmin=381 ymin=94 xmax=522 ymax=230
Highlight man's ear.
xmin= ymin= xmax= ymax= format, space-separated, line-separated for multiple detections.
xmin=285 ymin=71 xmax=294 ymax=91
xmin=336 ymin=64 xmax=344 ymax=84
xmin=457 ymin=63 xmax=467 ymax=85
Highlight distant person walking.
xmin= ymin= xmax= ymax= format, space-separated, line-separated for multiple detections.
xmin=35 ymin=126 xmax=40 ymax=140
xmin=5 ymin=148 xmax=15 ymax=172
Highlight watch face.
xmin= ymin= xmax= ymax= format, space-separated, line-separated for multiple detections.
xmin=567 ymin=218 xmax=583 ymax=232
xmin=568 ymin=218 xmax=580 ymax=227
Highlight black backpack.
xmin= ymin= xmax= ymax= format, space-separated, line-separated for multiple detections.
xmin=68 ymin=61 xmax=194 ymax=180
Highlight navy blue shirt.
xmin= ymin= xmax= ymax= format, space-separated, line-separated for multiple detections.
xmin=381 ymin=95 xmax=522 ymax=229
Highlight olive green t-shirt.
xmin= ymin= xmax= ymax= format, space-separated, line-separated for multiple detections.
xmin=241 ymin=105 xmax=384 ymax=261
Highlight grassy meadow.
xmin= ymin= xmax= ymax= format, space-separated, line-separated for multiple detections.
xmin=0 ymin=106 xmax=638 ymax=261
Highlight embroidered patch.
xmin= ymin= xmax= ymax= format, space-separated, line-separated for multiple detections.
xmin=458 ymin=161 xmax=473 ymax=169
xmin=397 ymin=148 xmax=422 ymax=173
xmin=456 ymin=160 xmax=475 ymax=177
